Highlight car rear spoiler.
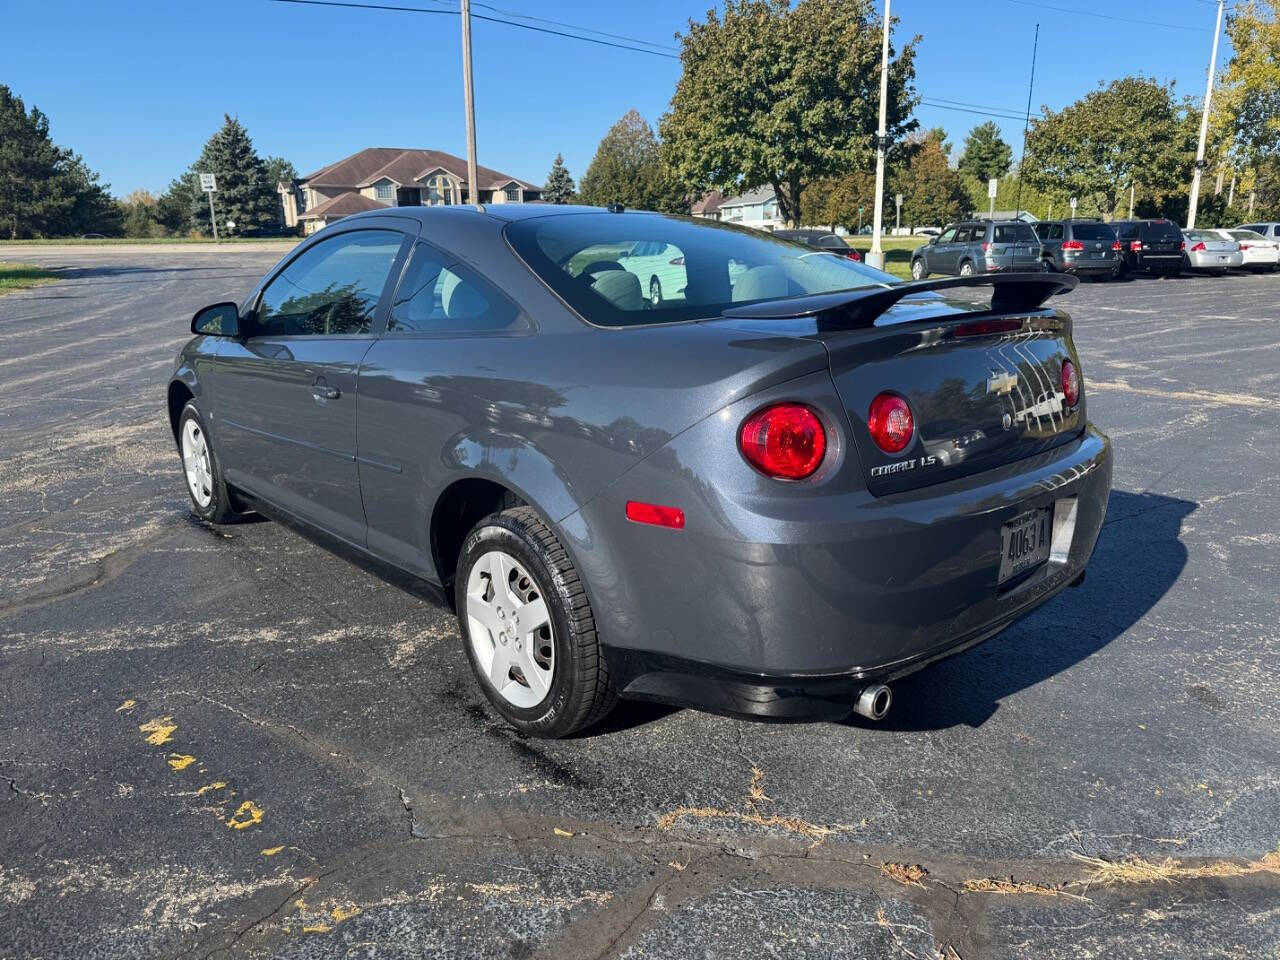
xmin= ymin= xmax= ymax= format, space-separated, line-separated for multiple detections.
xmin=719 ymin=272 xmax=1078 ymax=327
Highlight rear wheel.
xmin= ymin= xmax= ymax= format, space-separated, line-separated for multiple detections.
xmin=910 ymin=259 xmax=926 ymax=280
xmin=178 ymin=402 xmax=240 ymax=524
xmin=649 ymin=277 xmax=662 ymax=306
xmin=959 ymin=260 xmax=975 ymax=277
xmin=456 ymin=506 xmax=617 ymax=738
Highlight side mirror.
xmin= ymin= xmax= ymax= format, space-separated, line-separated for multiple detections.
xmin=191 ymin=302 xmax=241 ymax=337
xmin=928 ymin=236 xmax=938 ymax=245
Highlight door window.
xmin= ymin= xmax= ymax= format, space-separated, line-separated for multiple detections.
xmin=936 ymin=228 xmax=957 ymax=244
xmin=1049 ymin=223 xmax=1064 ymax=240
xmin=388 ymin=241 xmax=522 ymax=333
xmin=255 ymin=230 xmax=403 ymax=336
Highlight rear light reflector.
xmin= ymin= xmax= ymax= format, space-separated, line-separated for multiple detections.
xmin=739 ymin=403 xmax=827 ymax=480
xmin=1190 ymin=242 xmax=1206 ymax=252
xmin=625 ymin=501 xmax=685 ymax=529
xmin=845 ymin=250 xmax=861 ymax=261
xmin=1061 ymin=359 xmax=1080 ymax=407
xmin=1062 ymin=240 xmax=1084 ymax=251
xmin=1111 ymin=240 xmax=1122 ymax=251
xmin=1130 ymin=241 xmax=1143 ymax=252
xmin=1240 ymin=244 xmax=1251 ymax=250
xmin=953 ymin=318 xmax=1022 ymax=338
xmin=867 ymin=393 xmax=914 ymax=454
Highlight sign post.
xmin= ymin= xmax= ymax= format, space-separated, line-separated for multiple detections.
xmin=199 ymin=173 xmax=219 ymax=241
xmin=894 ymin=192 xmax=903 ymax=234
xmin=858 ymin=205 xmax=864 ymax=233
xmin=987 ymin=178 xmax=998 ymax=219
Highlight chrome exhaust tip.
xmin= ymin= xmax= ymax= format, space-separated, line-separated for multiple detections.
xmin=853 ymin=683 xmax=892 ymax=721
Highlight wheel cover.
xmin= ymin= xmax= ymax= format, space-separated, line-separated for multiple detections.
xmin=465 ymin=549 xmax=555 ymax=709
xmin=650 ymin=279 xmax=661 ymax=305
xmin=960 ymin=262 xmax=973 ymax=276
xmin=181 ymin=419 xmax=214 ymax=509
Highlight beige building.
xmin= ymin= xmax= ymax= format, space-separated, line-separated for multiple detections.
xmin=279 ymin=147 xmax=542 ymax=234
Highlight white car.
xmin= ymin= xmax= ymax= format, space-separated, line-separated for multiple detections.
xmin=1181 ymin=230 xmax=1243 ymax=273
xmin=620 ymin=240 xmax=688 ymax=305
xmin=1213 ymin=229 xmax=1279 ymax=272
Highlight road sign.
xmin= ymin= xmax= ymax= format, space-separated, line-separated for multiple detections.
xmin=199 ymin=173 xmax=217 ymax=193
xmin=1069 ymin=197 xmax=1078 ymax=213
xmin=858 ymin=206 xmax=864 ymax=215
xmin=894 ymin=193 xmax=903 ymax=207
xmin=987 ymin=178 xmax=999 ymax=199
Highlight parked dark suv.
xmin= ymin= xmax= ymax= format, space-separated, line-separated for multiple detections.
xmin=1110 ymin=219 xmax=1184 ymax=278
xmin=910 ymin=220 xmax=1042 ymax=279
xmin=1034 ymin=219 xmax=1120 ymax=280
xmin=772 ymin=228 xmax=861 ymax=261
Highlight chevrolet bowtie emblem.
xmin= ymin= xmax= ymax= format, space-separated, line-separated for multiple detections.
xmin=987 ymin=371 xmax=1018 ymax=395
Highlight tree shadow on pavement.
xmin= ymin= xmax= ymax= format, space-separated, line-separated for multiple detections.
xmin=854 ymin=489 xmax=1195 ymax=732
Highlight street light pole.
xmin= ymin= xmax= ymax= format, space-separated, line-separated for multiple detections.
xmin=866 ymin=0 xmax=891 ymax=271
xmin=460 ymin=0 xmax=480 ymax=207
xmin=1187 ymin=0 xmax=1225 ymax=229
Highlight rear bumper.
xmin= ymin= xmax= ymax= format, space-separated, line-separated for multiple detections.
xmin=570 ymin=424 xmax=1112 ymax=719
xmin=1062 ymin=257 xmax=1116 ymax=275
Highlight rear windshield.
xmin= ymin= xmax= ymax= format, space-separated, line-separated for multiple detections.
xmin=1142 ymin=221 xmax=1182 ymax=240
xmin=994 ymin=223 xmax=1037 ymax=242
xmin=1071 ymin=223 xmax=1116 ymax=241
xmin=1231 ymin=230 xmax=1265 ymax=241
xmin=506 ymin=213 xmax=892 ymax=327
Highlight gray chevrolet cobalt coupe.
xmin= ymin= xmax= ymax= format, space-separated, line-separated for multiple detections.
xmin=168 ymin=205 xmax=1112 ymax=737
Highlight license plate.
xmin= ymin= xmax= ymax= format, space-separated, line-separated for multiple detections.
xmin=998 ymin=508 xmax=1051 ymax=583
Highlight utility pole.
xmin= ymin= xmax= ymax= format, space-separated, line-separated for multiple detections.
xmin=1228 ymin=172 xmax=1236 ymax=207
xmin=460 ymin=0 xmax=480 ymax=206
xmin=1129 ymin=183 xmax=1135 ymax=219
xmin=1187 ymin=0 xmax=1225 ymax=229
xmin=866 ymin=0 xmax=891 ymax=270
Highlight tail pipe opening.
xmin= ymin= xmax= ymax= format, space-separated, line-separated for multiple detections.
xmin=853 ymin=683 xmax=892 ymax=721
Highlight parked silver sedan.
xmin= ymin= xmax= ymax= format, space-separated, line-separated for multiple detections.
xmin=1181 ymin=229 xmax=1243 ymax=274
xmin=1212 ymin=229 xmax=1279 ymax=272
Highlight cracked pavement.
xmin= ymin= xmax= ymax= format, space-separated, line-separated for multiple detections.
xmin=1 ymin=244 xmax=1278 ymax=958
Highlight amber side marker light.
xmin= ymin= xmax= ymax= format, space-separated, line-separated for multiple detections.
xmin=625 ymin=501 xmax=685 ymax=529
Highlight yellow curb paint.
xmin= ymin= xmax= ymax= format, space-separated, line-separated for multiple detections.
xmin=331 ymin=904 xmax=361 ymax=922
xmin=302 ymin=924 xmax=332 ymax=934
xmin=167 ymin=754 xmax=196 ymax=771
xmin=227 ymin=800 xmax=264 ymax=830
xmin=553 ymin=827 xmax=574 ymax=837
xmin=261 ymin=845 xmax=285 ymax=856
xmin=138 ymin=716 xmax=177 ymax=746
xmin=116 ymin=699 xmax=136 ymax=713
xmin=195 ymin=781 xmax=227 ymax=796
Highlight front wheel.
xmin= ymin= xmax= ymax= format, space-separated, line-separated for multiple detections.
xmin=456 ymin=507 xmax=617 ymax=738
xmin=910 ymin=259 xmax=927 ymax=280
xmin=178 ymin=402 xmax=241 ymax=524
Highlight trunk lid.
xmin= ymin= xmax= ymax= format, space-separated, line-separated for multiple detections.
xmin=717 ymin=274 xmax=1086 ymax=496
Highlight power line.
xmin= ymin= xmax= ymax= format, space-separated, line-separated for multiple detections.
xmin=1000 ymin=0 xmax=1204 ymax=32
xmin=269 ymin=0 xmax=679 ymax=58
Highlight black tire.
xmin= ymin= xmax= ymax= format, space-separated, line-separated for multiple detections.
xmin=1042 ymin=258 xmax=1057 ymax=273
xmin=456 ymin=506 xmax=617 ymax=738
xmin=910 ymin=258 xmax=927 ymax=280
xmin=649 ymin=277 xmax=662 ymax=306
xmin=177 ymin=401 xmax=241 ymax=524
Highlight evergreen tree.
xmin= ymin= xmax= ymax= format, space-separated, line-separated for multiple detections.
xmin=181 ymin=115 xmax=280 ymax=236
xmin=156 ymin=179 xmax=194 ymax=236
xmin=894 ymin=130 xmax=971 ymax=228
xmin=53 ymin=154 xmax=123 ymax=236
xmin=578 ymin=111 xmax=687 ymax=213
xmin=957 ymin=121 xmax=1013 ymax=185
xmin=543 ymin=153 xmax=576 ymax=203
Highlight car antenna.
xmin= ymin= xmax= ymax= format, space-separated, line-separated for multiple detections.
xmin=606 ymin=204 xmax=625 ymax=213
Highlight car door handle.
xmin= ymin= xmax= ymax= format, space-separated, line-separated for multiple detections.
xmin=312 ymin=380 xmax=341 ymax=401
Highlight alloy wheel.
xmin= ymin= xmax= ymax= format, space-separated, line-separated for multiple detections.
xmin=465 ymin=549 xmax=555 ymax=709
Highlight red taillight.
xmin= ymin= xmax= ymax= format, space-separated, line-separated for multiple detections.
xmin=845 ymin=250 xmax=861 ymax=262
xmin=1111 ymin=240 xmax=1122 ymax=251
xmin=980 ymin=241 xmax=991 ymax=254
xmin=1061 ymin=359 xmax=1080 ymax=407
xmin=1240 ymin=244 xmax=1251 ymax=250
xmin=739 ymin=403 xmax=827 ymax=480
xmin=866 ymin=393 xmax=914 ymax=454
xmin=1130 ymin=241 xmax=1143 ymax=252
xmin=1180 ymin=240 xmax=1187 ymax=251
xmin=1190 ymin=241 xmax=1206 ymax=252
xmin=625 ymin=501 xmax=685 ymax=529
xmin=953 ymin=318 xmax=1023 ymax=338
xmin=1062 ymin=240 xmax=1084 ymax=251
xmin=669 ymin=255 xmax=684 ymax=265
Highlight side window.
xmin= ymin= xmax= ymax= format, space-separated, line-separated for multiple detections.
xmin=954 ymin=227 xmax=971 ymax=244
xmin=1034 ymin=224 xmax=1049 ymax=240
xmin=388 ymin=241 xmax=522 ymax=334
xmin=994 ymin=225 xmax=1015 ymax=243
xmin=1050 ymin=224 xmax=1064 ymax=240
xmin=937 ymin=228 xmax=957 ymax=244
xmin=255 ymin=230 xmax=403 ymax=337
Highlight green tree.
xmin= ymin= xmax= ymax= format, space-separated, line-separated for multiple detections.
xmin=156 ymin=179 xmax=194 ymax=235
xmin=957 ymin=121 xmax=1013 ymax=185
xmin=0 ymin=85 xmax=120 ymax=238
xmin=660 ymin=0 xmax=917 ymax=227
xmin=543 ymin=153 xmax=576 ymax=204
xmin=578 ymin=111 xmax=686 ymax=213
xmin=265 ymin=156 xmax=298 ymax=189
xmin=895 ymin=131 xmax=970 ymax=228
xmin=1023 ymin=76 xmax=1194 ymax=219
xmin=177 ymin=115 xmax=280 ymax=237
xmin=1212 ymin=0 xmax=1280 ymax=217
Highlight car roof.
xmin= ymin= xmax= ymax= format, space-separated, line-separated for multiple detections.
xmin=335 ymin=202 xmax=665 ymax=228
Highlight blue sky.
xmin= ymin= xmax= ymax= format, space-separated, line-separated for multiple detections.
xmin=5 ymin=0 xmax=1227 ymax=196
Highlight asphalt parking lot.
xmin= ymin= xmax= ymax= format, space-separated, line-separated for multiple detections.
xmin=1 ymin=244 xmax=1278 ymax=959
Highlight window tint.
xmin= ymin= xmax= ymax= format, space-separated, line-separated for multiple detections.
xmin=255 ymin=230 xmax=402 ymax=336
xmin=953 ymin=227 xmax=970 ymax=243
xmin=505 ymin=213 xmax=892 ymax=327
xmin=1071 ymin=223 xmax=1115 ymax=241
xmin=1049 ymin=224 xmax=1064 ymax=240
xmin=1142 ymin=221 xmax=1182 ymax=240
xmin=1239 ymin=224 xmax=1264 ymax=234
xmin=994 ymin=225 xmax=1020 ymax=243
xmin=389 ymin=241 xmax=522 ymax=334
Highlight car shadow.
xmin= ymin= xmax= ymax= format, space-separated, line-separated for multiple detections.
xmin=852 ymin=489 xmax=1195 ymax=731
